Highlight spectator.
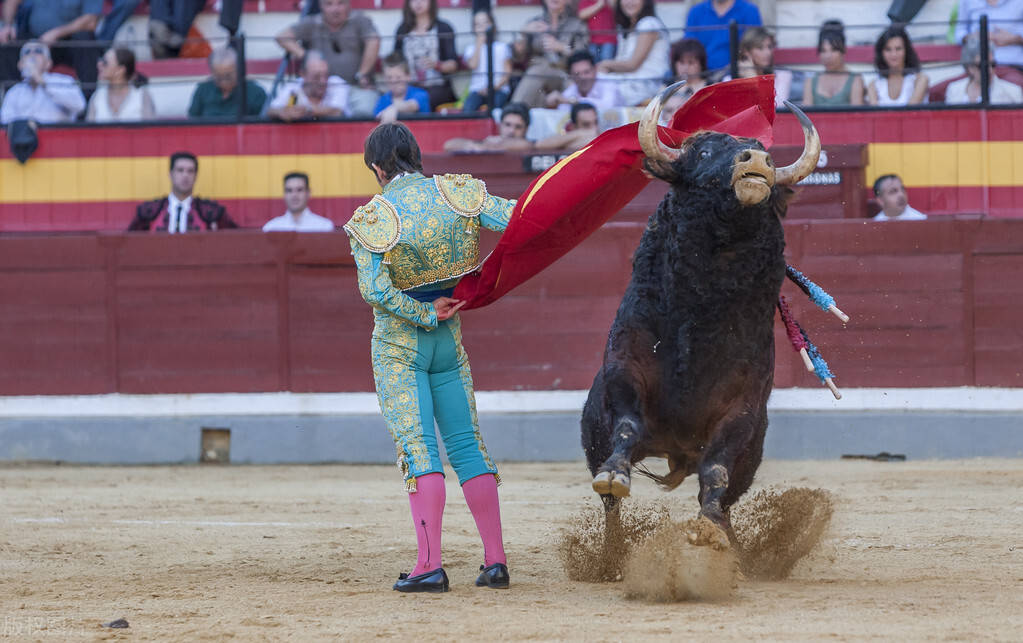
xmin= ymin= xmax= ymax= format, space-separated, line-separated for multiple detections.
xmin=86 ymin=47 xmax=155 ymax=122
xmin=955 ymin=0 xmax=1023 ymax=69
xmin=684 ymin=0 xmax=762 ymax=73
xmin=188 ymin=47 xmax=268 ymax=119
xmin=946 ymin=36 xmax=1023 ymax=104
xmin=727 ymin=27 xmax=792 ymax=107
xmin=510 ymin=0 xmax=589 ymax=108
xmin=394 ymin=0 xmax=458 ymax=110
xmin=658 ymin=38 xmax=710 ymax=124
xmin=0 ymin=41 xmax=85 ymax=125
xmin=375 ymin=51 xmax=430 ymax=122
xmin=263 ymin=172 xmax=335 ymax=232
xmin=534 ymin=101 xmax=600 ymax=151
xmin=866 ymin=25 xmax=929 ymax=106
xmin=872 ymin=174 xmax=927 ymax=221
xmin=443 ymin=102 xmax=534 ymax=152
xmin=579 ymin=0 xmax=617 ymax=62
xmin=596 ymin=0 xmax=670 ymax=107
xmin=128 ymin=152 xmax=237 ymax=232
xmin=802 ymin=20 xmax=864 ymax=106
xmin=0 ymin=0 xmax=103 ymax=96
xmin=461 ymin=10 xmax=512 ymax=112
xmin=275 ymin=0 xmax=381 ymax=117
xmin=96 ymin=0 xmax=143 ymax=42
xmin=267 ymin=50 xmax=348 ymax=121
xmin=148 ymin=0 xmax=205 ymax=59
xmin=546 ymin=50 xmax=620 ymax=113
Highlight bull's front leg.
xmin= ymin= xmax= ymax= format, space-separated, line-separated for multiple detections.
xmin=591 ymin=367 xmax=647 ymax=499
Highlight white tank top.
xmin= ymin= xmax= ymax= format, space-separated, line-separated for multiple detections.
xmin=872 ymin=74 xmax=926 ymax=106
xmin=89 ymin=85 xmax=146 ymax=122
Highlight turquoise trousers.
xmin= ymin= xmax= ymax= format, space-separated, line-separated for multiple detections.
xmin=371 ymin=311 xmax=498 ymax=492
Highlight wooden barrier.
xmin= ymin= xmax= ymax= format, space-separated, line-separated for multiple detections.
xmin=1 ymin=217 xmax=1020 ymax=396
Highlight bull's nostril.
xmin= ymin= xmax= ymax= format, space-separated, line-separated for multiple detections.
xmin=739 ymin=151 xmax=752 ymax=162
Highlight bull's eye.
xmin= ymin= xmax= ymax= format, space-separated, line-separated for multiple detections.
xmin=699 ymin=150 xmax=710 ymax=160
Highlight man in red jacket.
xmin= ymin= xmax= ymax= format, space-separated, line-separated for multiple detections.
xmin=128 ymin=151 xmax=237 ymax=232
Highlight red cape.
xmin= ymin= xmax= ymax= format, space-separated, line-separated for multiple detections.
xmin=453 ymin=76 xmax=777 ymax=309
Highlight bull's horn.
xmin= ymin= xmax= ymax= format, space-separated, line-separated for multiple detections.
xmin=774 ymin=100 xmax=821 ymax=186
xmin=638 ymin=80 xmax=686 ymax=163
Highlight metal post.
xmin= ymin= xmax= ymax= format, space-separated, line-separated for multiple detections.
xmin=485 ymin=25 xmax=495 ymax=116
xmin=979 ymin=15 xmax=990 ymax=106
xmin=729 ymin=20 xmax=739 ymax=80
xmin=235 ymin=34 xmax=248 ymax=122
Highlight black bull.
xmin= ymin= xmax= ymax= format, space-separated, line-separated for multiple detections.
xmin=581 ymin=85 xmax=822 ymax=544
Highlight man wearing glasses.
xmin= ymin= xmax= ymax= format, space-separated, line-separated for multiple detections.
xmin=0 ymin=41 xmax=85 ymax=125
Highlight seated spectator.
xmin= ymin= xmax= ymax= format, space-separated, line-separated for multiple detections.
xmin=263 ymin=172 xmax=335 ymax=232
xmin=148 ymin=0 xmax=205 ymax=59
xmin=188 ymin=47 xmax=268 ymax=119
xmin=579 ymin=0 xmax=616 ymax=63
xmin=267 ymin=51 xmax=348 ymax=121
xmin=803 ymin=20 xmax=864 ymax=106
xmin=596 ymin=0 xmax=670 ymax=107
xmin=275 ymin=0 xmax=381 ymax=117
xmin=669 ymin=38 xmax=710 ymax=99
xmin=394 ymin=0 xmax=458 ymax=110
xmin=128 ymin=152 xmax=237 ymax=232
xmin=443 ymin=102 xmax=534 ymax=153
xmin=546 ymin=50 xmax=620 ymax=114
xmin=87 ymin=47 xmax=155 ymax=122
xmin=462 ymin=10 xmax=513 ymax=113
xmin=534 ymin=101 xmax=601 ymax=151
xmin=0 ymin=0 xmax=103 ymax=96
xmin=727 ymin=27 xmax=792 ymax=108
xmin=375 ymin=52 xmax=430 ymax=122
xmin=684 ymin=0 xmax=762 ymax=73
xmin=872 ymin=174 xmax=927 ymax=221
xmin=946 ymin=37 xmax=1023 ymax=104
xmin=866 ymin=25 xmax=929 ymax=106
xmin=96 ymin=0 xmax=142 ymax=42
xmin=511 ymin=0 xmax=589 ymax=108
xmin=955 ymin=0 xmax=1023 ymax=70
xmin=0 ymin=41 xmax=85 ymax=125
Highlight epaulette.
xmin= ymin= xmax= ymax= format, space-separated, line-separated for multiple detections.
xmin=434 ymin=173 xmax=488 ymax=217
xmin=343 ymin=195 xmax=401 ymax=253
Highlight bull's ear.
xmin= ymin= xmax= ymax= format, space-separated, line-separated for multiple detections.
xmin=642 ymin=158 xmax=677 ymax=183
xmin=773 ymin=185 xmax=796 ymax=219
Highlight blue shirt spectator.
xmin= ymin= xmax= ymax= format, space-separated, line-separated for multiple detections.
xmin=374 ymin=52 xmax=430 ymax=122
xmin=374 ymin=86 xmax=430 ymax=115
xmin=684 ymin=0 xmax=762 ymax=72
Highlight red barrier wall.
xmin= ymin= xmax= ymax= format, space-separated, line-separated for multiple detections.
xmin=2 ymin=218 xmax=1020 ymax=396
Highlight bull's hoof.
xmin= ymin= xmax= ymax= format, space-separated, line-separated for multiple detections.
xmin=686 ymin=516 xmax=731 ymax=551
xmin=591 ymin=471 xmax=631 ymax=498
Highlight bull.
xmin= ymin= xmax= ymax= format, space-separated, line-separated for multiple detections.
xmin=581 ymin=82 xmax=821 ymax=546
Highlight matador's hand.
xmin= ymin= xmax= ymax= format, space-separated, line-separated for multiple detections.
xmin=433 ymin=297 xmax=466 ymax=321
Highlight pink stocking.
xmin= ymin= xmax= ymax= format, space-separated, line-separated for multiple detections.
xmin=407 ymin=472 xmax=445 ymax=576
xmin=461 ymin=473 xmax=507 ymax=566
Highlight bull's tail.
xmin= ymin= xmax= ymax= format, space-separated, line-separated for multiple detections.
xmin=634 ymin=462 xmax=688 ymax=491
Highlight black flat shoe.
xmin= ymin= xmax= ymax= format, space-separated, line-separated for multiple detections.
xmin=475 ymin=562 xmax=510 ymax=589
xmin=393 ymin=567 xmax=449 ymax=593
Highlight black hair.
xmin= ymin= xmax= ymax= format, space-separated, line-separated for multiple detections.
xmin=170 ymin=151 xmax=198 ymax=172
xmin=874 ymin=25 xmax=921 ymax=76
xmin=873 ymin=173 xmax=899 ymax=196
xmin=566 ymin=49 xmax=596 ymax=69
xmin=284 ymin=171 xmax=310 ymax=189
xmin=364 ymin=122 xmax=423 ymax=180
xmin=398 ymin=0 xmax=438 ymax=35
xmin=817 ymin=20 xmax=846 ymax=54
xmin=500 ymin=102 xmax=530 ymax=128
xmin=382 ymin=50 xmax=409 ymax=72
xmin=111 ymin=47 xmax=148 ymax=88
xmin=614 ymin=0 xmax=657 ymax=31
xmin=670 ymin=38 xmax=707 ymax=73
xmin=570 ymin=101 xmax=597 ymax=125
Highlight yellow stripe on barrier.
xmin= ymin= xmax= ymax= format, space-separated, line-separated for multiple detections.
xmin=865 ymin=141 xmax=1023 ymax=188
xmin=0 ymin=154 xmax=381 ymax=203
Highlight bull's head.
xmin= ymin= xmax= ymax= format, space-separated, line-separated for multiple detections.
xmin=638 ymin=82 xmax=821 ymax=207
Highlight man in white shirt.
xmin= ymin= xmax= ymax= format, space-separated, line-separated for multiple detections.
xmin=872 ymin=174 xmax=928 ymax=221
xmin=544 ymin=50 xmax=619 ymax=114
xmin=266 ymin=50 xmax=349 ymax=121
xmin=945 ymin=37 xmax=1023 ymax=105
xmin=0 ymin=41 xmax=85 ymax=125
xmin=263 ymin=172 xmax=335 ymax=232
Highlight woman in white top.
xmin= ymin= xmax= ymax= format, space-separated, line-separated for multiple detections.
xmin=866 ymin=25 xmax=929 ymax=106
xmin=462 ymin=10 xmax=513 ymax=112
xmin=596 ymin=0 xmax=669 ymax=107
xmin=87 ymin=48 xmax=155 ymax=122
xmin=730 ymin=27 xmax=792 ymax=108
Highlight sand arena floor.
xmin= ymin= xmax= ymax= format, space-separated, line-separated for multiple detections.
xmin=1 ymin=459 xmax=1021 ymax=641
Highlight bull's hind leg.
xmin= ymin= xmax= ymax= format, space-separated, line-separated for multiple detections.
xmin=591 ymin=414 xmax=644 ymax=498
